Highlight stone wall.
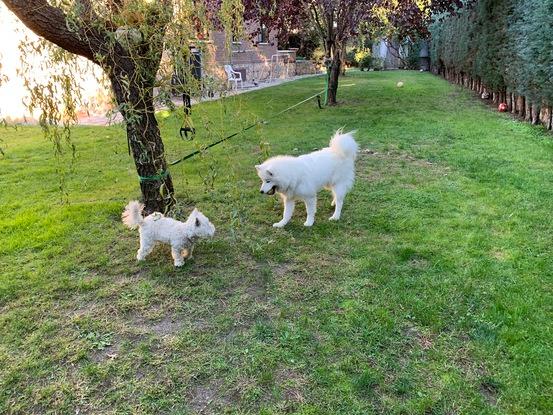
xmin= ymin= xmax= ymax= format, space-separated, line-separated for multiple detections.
xmin=220 ymin=60 xmax=320 ymax=84
xmin=210 ymin=29 xmax=278 ymax=66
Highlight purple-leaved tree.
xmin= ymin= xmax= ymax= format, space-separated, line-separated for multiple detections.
xmin=244 ymin=0 xmax=464 ymax=105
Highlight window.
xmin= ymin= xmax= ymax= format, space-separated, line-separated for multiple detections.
xmin=258 ymin=24 xmax=268 ymax=44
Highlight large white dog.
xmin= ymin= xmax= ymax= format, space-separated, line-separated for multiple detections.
xmin=256 ymin=130 xmax=358 ymax=227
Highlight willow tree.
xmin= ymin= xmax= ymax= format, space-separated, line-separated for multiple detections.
xmin=1 ymin=0 xmax=243 ymax=213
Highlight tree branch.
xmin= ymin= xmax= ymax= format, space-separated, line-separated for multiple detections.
xmin=1 ymin=0 xmax=103 ymax=63
xmin=309 ymin=4 xmax=327 ymax=43
xmin=76 ymin=0 xmax=98 ymax=21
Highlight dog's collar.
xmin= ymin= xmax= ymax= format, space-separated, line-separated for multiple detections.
xmin=185 ymin=235 xmax=198 ymax=244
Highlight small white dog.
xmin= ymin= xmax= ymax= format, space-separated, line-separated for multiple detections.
xmin=122 ymin=201 xmax=215 ymax=266
xmin=256 ymin=129 xmax=358 ymax=227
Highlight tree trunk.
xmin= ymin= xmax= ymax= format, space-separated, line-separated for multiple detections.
xmin=327 ymin=55 xmax=341 ymax=106
xmin=110 ymin=67 xmax=175 ymax=214
xmin=340 ymin=48 xmax=347 ymax=76
xmin=539 ymin=105 xmax=552 ymax=130
xmin=505 ymin=91 xmax=510 ymax=110
xmin=109 ymin=46 xmax=174 ymax=213
xmin=532 ymin=104 xmax=541 ymax=125
xmin=516 ymin=95 xmax=525 ymax=118
xmin=525 ymin=99 xmax=532 ymax=122
xmin=3 ymin=0 xmax=175 ymax=214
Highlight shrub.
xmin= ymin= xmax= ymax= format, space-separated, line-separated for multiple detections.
xmin=312 ymin=46 xmax=326 ymax=65
xmin=354 ymin=50 xmax=372 ymax=71
xmin=370 ymin=57 xmax=385 ymax=71
xmin=405 ymin=39 xmax=423 ymax=70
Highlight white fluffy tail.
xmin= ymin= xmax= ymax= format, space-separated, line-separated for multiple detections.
xmin=122 ymin=200 xmax=144 ymax=230
xmin=329 ymin=130 xmax=358 ymax=159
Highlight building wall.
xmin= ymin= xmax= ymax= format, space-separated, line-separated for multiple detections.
xmin=190 ymin=24 xmax=320 ymax=86
xmin=372 ymin=39 xmax=409 ymax=70
xmin=210 ymin=31 xmax=279 ymax=65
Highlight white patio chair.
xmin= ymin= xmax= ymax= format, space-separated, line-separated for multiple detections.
xmin=224 ymin=65 xmax=243 ymax=90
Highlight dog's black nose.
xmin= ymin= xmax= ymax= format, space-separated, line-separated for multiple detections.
xmin=259 ymin=190 xmax=264 ymax=194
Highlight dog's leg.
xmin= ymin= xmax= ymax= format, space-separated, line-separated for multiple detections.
xmin=182 ymin=245 xmax=194 ymax=260
xmin=304 ymin=197 xmax=317 ymax=227
xmin=330 ymin=187 xmax=346 ymax=220
xmin=273 ymin=198 xmax=295 ymax=228
xmin=171 ymin=246 xmax=185 ymax=267
xmin=137 ymin=233 xmax=154 ymax=261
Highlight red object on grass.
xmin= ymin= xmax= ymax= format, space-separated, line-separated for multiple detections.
xmin=498 ymin=103 xmax=508 ymax=112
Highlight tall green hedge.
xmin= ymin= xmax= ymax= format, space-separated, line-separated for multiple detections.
xmin=430 ymin=0 xmax=553 ymax=110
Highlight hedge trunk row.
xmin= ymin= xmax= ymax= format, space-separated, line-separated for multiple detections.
xmin=435 ymin=67 xmax=553 ymax=131
xmin=429 ymin=0 xmax=553 ymax=132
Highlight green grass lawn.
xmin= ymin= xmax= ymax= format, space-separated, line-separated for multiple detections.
xmin=1 ymin=70 xmax=553 ymax=414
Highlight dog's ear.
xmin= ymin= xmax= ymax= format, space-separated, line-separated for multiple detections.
xmin=195 ymin=217 xmax=201 ymax=227
xmin=255 ymin=164 xmax=261 ymax=171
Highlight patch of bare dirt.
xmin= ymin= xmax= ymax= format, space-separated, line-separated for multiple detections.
xmin=491 ymin=250 xmax=510 ymax=261
xmin=409 ymin=258 xmax=429 ymax=269
xmin=272 ymin=262 xmax=294 ymax=278
xmin=479 ymin=380 xmax=499 ymax=406
xmin=91 ymin=342 xmax=120 ymax=363
xmin=275 ymin=368 xmax=308 ymax=405
xmin=357 ymin=147 xmax=449 ymax=184
xmin=129 ymin=313 xmax=184 ymax=337
xmin=188 ymin=379 xmax=228 ymax=414
xmin=403 ymin=325 xmax=434 ymax=350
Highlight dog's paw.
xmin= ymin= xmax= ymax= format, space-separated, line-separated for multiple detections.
xmin=303 ymin=220 xmax=314 ymax=227
xmin=174 ymin=261 xmax=185 ymax=267
xmin=329 ymin=215 xmax=340 ymax=221
xmin=273 ymin=222 xmax=286 ymax=228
